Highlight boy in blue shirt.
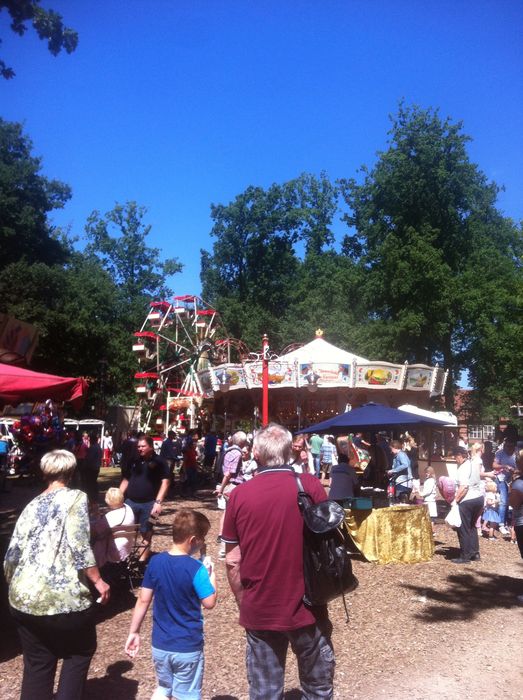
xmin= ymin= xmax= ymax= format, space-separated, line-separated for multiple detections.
xmin=125 ymin=509 xmax=217 ymax=700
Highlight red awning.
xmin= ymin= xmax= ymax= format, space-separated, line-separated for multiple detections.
xmin=0 ymin=363 xmax=89 ymax=409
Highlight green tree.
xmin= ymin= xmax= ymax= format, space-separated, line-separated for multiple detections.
xmin=0 ymin=0 xmax=77 ymax=78
xmin=339 ymin=103 xmax=522 ymax=408
xmin=201 ymin=173 xmax=340 ymax=349
xmin=0 ymin=117 xmax=71 ymax=270
xmin=85 ymin=201 xmax=182 ymax=314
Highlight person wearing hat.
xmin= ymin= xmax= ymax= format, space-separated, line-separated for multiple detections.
xmin=451 ymin=446 xmax=484 ymax=564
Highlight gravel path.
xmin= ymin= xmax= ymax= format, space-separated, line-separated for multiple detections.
xmin=1 ymin=470 xmax=522 ymax=699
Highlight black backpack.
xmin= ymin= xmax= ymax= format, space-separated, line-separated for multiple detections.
xmin=294 ymin=474 xmax=358 ymax=622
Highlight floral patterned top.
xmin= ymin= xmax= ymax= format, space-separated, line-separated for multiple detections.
xmin=3 ymin=487 xmax=96 ymax=615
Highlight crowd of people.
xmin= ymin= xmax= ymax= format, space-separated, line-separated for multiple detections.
xmin=3 ymin=423 xmax=523 ymax=699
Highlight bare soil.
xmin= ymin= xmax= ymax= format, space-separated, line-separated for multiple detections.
xmin=1 ymin=469 xmax=522 ymax=700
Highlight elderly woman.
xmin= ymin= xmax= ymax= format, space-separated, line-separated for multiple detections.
xmin=3 ymin=449 xmax=110 ymax=700
xmin=451 ymin=446 xmax=484 ymax=564
xmin=92 ymin=487 xmax=136 ymax=567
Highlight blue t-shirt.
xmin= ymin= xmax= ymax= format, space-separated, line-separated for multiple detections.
xmin=142 ymin=552 xmax=215 ymax=652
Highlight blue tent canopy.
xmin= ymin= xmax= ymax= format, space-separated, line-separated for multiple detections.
xmin=298 ymin=402 xmax=452 ymax=435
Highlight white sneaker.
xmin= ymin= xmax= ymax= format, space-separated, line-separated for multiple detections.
xmin=499 ymin=526 xmax=509 ymax=536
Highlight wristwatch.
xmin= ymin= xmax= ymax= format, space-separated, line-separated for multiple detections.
xmin=154 ymin=499 xmax=162 ymax=505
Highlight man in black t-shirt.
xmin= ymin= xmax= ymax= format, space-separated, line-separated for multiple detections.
xmin=120 ymin=435 xmax=170 ymax=560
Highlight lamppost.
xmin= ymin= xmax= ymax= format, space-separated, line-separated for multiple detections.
xmin=262 ymin=334 xmax=269 ymax=426
xmin=216 ymin=369 xmax=231 ymax=433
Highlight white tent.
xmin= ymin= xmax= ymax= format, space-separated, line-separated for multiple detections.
xmin=399 ymin=403 xmax=457 ymax=426
xmin=279 ymin=336 xmax=368 ymax=365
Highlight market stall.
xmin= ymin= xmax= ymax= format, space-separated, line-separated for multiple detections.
xmin=0 ymin=363 xmax=88 ymax=409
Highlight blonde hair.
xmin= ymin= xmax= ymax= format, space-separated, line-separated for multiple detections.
xmin=40 ymin=449 xmax=76 ymax=481
xmin=485 ymin=481 xmax=498 ymax=493
xmin=469 ymin=442 xmax=483 ymax=455
xmin=105 ymin=487 xmax=124 ymax=509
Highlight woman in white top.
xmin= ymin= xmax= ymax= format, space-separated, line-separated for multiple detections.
xmin=451 ymin=446 xmax=484 ymax=564
xmin=92 ymin=487 xmax=135 ymax=566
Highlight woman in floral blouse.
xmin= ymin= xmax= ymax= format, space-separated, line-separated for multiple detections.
xmin=4 ymin=449 xmax=110 ymax=700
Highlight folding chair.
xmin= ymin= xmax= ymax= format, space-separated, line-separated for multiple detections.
xmin=102 ymin=524 xmax=148 ymax=594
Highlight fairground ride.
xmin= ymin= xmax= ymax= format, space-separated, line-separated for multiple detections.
xmin=132 ymin=295 xmax=248 ymax=431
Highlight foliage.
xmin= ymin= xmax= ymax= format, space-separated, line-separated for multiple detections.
xmin=0 ymin=117 xmax=71 ymax=270
xmin=0 ymin=120 xmax=182 ymax=408
xmin=0 ymin=0 xmax=78 ymax=78
xmin=201 ymin=173 xmax=342 ymax=350
xmin=339 ymin=103 xmax=523 ymax=409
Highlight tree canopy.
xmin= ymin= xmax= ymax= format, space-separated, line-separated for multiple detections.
xmin=201 ymin=105 xmax=522 ymax=419
xmin=0 ymin=117 xmax=71 ymax=269
xmin=338 ymin=103 xmax=523 ymax=410
xmin=0 ymin=119 xmax=181 ymax=407
xmin=0 ymin=0 xmax=77 ymax=78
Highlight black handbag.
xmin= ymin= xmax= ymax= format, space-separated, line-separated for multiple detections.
xmin=294 ymin=474 xmax=358 ymax=622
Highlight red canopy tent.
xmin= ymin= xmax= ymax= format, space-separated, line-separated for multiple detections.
xmin=0 ymin=363 xmax=88 ymax=409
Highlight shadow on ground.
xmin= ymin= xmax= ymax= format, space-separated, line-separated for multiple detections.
xmin=403 ymin=564 xmax=523 ymax=622
xmin=85 ymin=661 xmax=139 ymax=699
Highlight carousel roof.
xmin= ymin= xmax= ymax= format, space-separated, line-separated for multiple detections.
xmin=279 ymin=336 xmax=368 ymax=365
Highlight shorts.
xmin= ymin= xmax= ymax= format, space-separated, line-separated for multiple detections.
xmin=152 ymin=646 xmax=204 ymax=699
xmin=125 ymin=498 xmax=154 ymax=534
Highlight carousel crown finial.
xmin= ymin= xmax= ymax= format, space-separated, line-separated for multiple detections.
xmin=315 ymin=328 xmax=324 ymax=337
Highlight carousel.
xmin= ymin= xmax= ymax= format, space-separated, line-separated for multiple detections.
xmin=131 ymin=297 xmax=448 ymax=434
xmin=197 ymin=329 xmax=448 ymax=433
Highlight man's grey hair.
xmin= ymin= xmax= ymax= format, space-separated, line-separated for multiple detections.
xmin=253 ymin=423 xmax=292 ymax=467
xmin=231 ymin=430 xmax=248 ymax=447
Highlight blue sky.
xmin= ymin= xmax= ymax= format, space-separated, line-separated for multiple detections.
xmin=1 ymin=0 xmax=522 ymax=298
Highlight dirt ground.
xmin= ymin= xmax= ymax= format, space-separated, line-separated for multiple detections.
xmin=1 ymin=469 xmax=522 ymax=700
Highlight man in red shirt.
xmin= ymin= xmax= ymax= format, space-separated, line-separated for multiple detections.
xmin=222 ymin=423 xmax=334 ymax=699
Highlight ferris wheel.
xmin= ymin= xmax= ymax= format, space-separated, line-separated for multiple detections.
xmin=132 ymin=295 xmax=250 ymax=428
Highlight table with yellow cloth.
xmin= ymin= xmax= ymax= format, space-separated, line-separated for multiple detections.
xmin=344 ymin=505 xmax=434 ymax=564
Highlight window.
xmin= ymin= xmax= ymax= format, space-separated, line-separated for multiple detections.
xmin=468 ymin=425 xmax=495 ymax=441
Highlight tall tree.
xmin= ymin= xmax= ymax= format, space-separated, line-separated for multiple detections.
xmin=85 ymin=201 xmax=182 ymax=317
xmin=200 ymin=173 xmax=339 ymax=349
xmin=339 ymin=103 xmax=522 ymax=407
xmin=0 ymin=0 xmax=77 ymax=78
xmin=0 ymin=117 xmax=71 ymax=270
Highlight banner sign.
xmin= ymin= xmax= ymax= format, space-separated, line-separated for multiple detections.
xmin=298 ymin=362 xmax=351 ymax=387
xmin=244 ymin=360 xmax=296 ymax=388
xmin=212 ymin=364 xmax=248 ymax=391
xmin=354 ymin=363 xmax=404 ymax=390
xmin=0 ymin=315 xmax=39 ymax=364
xmin=405 ymin=365 xmax=433 ymax=391
xmin=430 ymin=367 xmax=447 ymax=396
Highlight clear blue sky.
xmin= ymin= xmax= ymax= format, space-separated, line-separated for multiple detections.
xmin=1 ymin=0 xmax=522 ymax=297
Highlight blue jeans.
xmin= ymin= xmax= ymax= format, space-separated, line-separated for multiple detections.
xmin=497 ymin=480 xmax=508 ymax=526
xmin=152 ymin=647 xmax=204 ymax=699
xmin=125 ymin=498 xmax=154 ymax=534
xmin=312 ymin=455 xmax=321 ymax=478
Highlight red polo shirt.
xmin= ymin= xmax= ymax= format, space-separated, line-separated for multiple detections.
xmin=221 ymin=466 xmax=327 ymax=631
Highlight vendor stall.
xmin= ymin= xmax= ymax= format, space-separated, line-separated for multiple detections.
xmin=0 ymin=363 xmax=88 ymax=409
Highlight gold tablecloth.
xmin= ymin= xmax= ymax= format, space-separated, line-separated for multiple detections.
xmin=344 ymin=505 xmax=434 ymax=564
